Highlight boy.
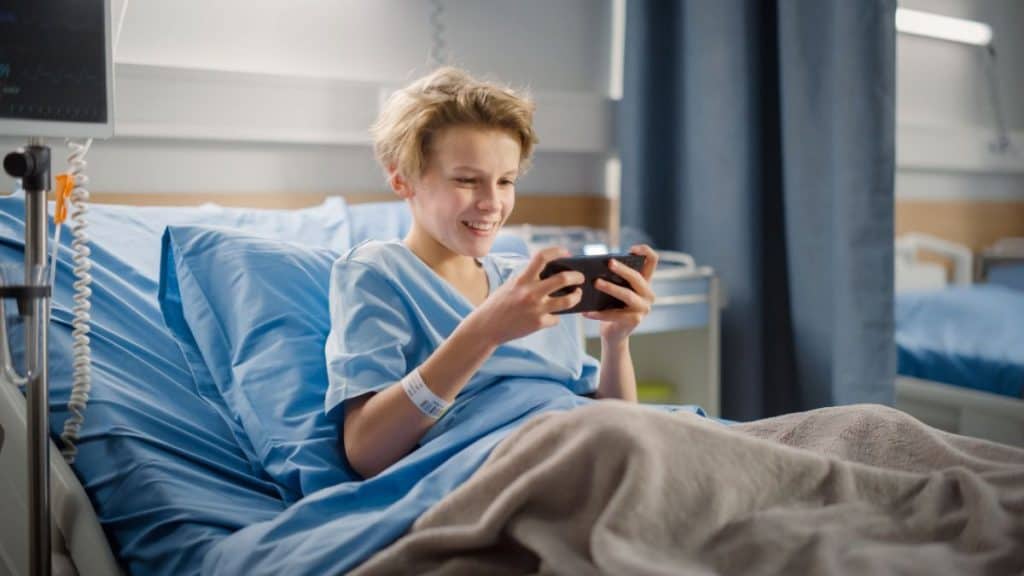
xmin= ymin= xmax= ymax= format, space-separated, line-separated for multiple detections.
xmin=325 ymin=67 xmax=658 ymax=479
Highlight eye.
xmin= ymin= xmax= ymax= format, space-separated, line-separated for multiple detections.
xmin=453 ymin=177 xmax=476 ymax=186
xmin=499 ymin=178 xmax=516 ymax=187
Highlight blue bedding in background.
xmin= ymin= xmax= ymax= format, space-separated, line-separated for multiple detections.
xmin=987 ymin=261 xmax=1024 ymax=292
xmin=895 ymin=285 xmax=1024 ymax=398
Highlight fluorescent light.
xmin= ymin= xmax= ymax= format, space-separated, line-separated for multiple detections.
xmin=608 ymin=0 xmax=625 ymax=100
xmin=895 ymin=8 xmax=993 ymax=46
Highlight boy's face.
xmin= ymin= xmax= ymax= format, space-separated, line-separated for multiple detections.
xmin=404 ymin=125 xmax=521 ymax=259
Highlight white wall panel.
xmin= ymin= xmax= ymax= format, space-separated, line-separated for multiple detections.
xmin=80 ymin=0 xmax=616 ymax=197
xmin=896 ymin=0 xmax=1024 ymax=199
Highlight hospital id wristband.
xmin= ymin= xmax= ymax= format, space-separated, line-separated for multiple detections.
xmin=401 ymin=369 xmax=450 ymax=419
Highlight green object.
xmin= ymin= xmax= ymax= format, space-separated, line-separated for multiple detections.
xmin=636 ymin=379 xmax=675 ymax=403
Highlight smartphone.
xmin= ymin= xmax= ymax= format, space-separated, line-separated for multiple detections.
xmin=539 ymin=253 xmax=647 ymax=314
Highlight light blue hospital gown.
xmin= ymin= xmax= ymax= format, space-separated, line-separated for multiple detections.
xmin=324 ymin=239 xmax=602 ymax=441
xmin=202 ymin=239 xmax=705 ymax=575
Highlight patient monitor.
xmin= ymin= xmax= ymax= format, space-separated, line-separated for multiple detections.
xmin=0 ymin=0 xmax=115 ymax=139
xmin=0 ymin=1 xmax=113 ymax=575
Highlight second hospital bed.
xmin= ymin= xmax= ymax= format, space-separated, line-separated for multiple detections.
xmin=893 ymin=234 xmax=1024 ymax=447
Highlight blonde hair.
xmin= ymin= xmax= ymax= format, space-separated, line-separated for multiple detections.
xmin=371 ymin=67 xmax=538 ymax=179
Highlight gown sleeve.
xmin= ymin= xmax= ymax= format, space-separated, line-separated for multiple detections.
xmin=324 ymin=257 xmax=414 ymax=415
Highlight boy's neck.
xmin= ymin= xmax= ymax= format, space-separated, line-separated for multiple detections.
xmin=403 ymin=228 xmax=481 ymax=282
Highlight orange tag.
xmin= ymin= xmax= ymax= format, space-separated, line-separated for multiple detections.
xmin=54 ymin=173 xmax=73 ymax=224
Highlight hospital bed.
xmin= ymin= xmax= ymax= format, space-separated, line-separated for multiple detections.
xmin=0 ymin=193 xmax=718 ymax=575
xmin=1 ymin=194 xmax=1019 ymax=574
xmin=893 ymin=234 xmax=1024 ymax=447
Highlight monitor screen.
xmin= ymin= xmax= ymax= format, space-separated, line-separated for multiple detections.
xmin=0 ymin=0 xmax=113 ymax=139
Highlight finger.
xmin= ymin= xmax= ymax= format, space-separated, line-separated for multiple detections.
xmin=630 ymin=244 xmax=659 ymax=281
xmin=594 ymin=278 xmax=648 ymax=311
xmin=582 ymin=309 xmax=631 ymax=322
xmin=521 ymin=246 xmax=571 ymax=280
xmin=539 ymin=312 xmax=562 ymax=329
xmin=545 ymin=287 xmax=583 ymax=313
xmin=536 ymin=269 xmax=585 ymax=296
xmin=609 ymin=259 xmax=654 ymax=299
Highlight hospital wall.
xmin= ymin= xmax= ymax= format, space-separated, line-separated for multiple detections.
xmin=896 ymin=0 xmax=1024 ymax=250
xmin=0 ymin=1 xmax=618 ymax=205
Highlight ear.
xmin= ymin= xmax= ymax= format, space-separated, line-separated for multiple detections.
xmin=388 ymin=169 xmax=414 ymax=200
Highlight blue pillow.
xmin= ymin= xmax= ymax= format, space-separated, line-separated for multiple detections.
xmin=45 ymin=194 xmax=352 ymax=283
xmin=160 ymin=226 xmax=356 ymax=502
xmin=347 ymin=201 xmax=413 ymax=244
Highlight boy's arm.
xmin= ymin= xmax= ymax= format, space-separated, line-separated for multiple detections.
xmin=343 ymin=247 xmax=584 ymax=479
xmin=595 ymin=337 xmax=638 ymax=402
xmin=343 ymin=314 xmax=497 ymax=479
xmin=585 ymin=245 xmax=658 ymax=403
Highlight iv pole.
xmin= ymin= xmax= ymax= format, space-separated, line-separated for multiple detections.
xmin=3 ymin=138 xmax=53 ymax=576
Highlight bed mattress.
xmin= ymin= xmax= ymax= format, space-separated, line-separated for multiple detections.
xmin=895 ymin=285 xmax=1024 ymax=398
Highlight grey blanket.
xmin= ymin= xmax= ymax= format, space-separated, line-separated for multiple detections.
xmin=354 ymin=403 xmax=1024 ymax=575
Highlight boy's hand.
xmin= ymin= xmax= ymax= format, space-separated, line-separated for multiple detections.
xmin=468 ymin=247 xmax=584 ymax=346
xmin=583 ymin=244 xmax=658 ymax=345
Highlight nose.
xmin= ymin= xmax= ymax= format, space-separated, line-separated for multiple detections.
xmin=476 ymin=181 xmax=502 ymax=213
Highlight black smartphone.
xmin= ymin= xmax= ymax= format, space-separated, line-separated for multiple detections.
xmin=539 ymin=253 xmax=647 ymax=314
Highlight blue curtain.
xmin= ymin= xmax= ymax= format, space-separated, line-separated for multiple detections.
xmin=620 ymin=0 xmax=896 ymax=421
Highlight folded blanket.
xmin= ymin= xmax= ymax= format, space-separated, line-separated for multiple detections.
xmin=355 ymin=403 xmax=1024 ymax=575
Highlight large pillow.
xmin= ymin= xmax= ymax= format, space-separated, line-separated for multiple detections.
xmin=160 ymin=225 xmax=356 ymax=502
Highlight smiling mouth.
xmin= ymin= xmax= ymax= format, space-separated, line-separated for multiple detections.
xmin=462 ymin=220 xmax=498 ymax=233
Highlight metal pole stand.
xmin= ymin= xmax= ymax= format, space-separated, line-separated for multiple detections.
xmin=3 ymin=139 xmax=52 ymax=576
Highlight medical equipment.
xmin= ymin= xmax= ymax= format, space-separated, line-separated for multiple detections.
xmin=503 ymin=224 xmax=612 ymax=257
xmin=52 ymin=140 xmax=94 ymax=464
xmin=0 ymin=1 xmax=113 ymax=574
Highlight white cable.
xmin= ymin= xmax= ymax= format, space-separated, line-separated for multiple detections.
xmin=48 ymin=225 xmax=60 ymax=289
xmin=114 ymin=0 xmax=130 ymax=56
xmin=59 ymin=139 xmax=93 ymax=463
xmin=428 ymin=0 xmax=447 ymax=67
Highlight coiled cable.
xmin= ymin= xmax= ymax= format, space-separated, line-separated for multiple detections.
xmin=428 ymin=0 xmax=447 ymax=67
xmin=58 ymin=138 xmax=93 ymax=463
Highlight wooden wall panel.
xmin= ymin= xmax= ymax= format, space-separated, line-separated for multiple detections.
xmin=85 ymin=192 xmax=614 ymax=230
xmin=895 ymin=200 xmax=1024 ymax=253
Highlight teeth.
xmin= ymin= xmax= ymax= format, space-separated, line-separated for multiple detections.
xmin=464 ymin=221 xmax=496 ymax=231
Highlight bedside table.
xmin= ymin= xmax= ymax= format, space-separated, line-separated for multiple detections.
xmin=581 ymin=251 xmax=722 ymax=417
